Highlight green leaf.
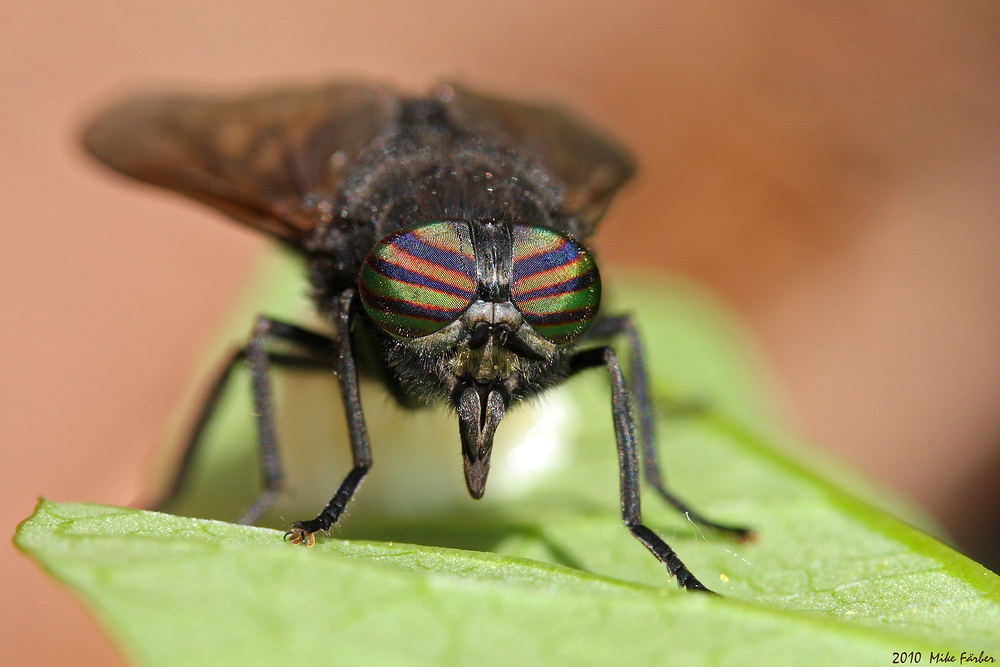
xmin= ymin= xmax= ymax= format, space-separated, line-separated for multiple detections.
xmin=15 ymin=245 xmax=1000 ymax=666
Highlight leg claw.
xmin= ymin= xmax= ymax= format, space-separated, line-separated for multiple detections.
xmin=284 ymin=527 xmax=316 ymax=547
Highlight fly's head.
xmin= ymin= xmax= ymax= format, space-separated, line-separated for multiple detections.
xmin=357 ymin=219 xmax=601 ymax=498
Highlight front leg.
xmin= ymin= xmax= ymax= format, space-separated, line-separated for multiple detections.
xmin=570 ymin=346 xmax=711 ymax=592
xmin=286 ymin=289 xmax=372 ymax=546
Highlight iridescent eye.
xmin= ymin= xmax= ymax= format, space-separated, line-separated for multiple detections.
xmin=510 ymin=225 xmax=601 ymax=344
xmin=360 ymin=220 xmax=477 ymax=338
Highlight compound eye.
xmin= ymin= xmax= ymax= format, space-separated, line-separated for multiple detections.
xmin=360 ymin=220 xmax=477 ymax=338
xmin=510 ymin=225 xmax=601 ymax=344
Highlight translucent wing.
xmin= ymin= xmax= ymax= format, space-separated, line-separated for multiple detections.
xmin=83 ymin=83 xmax=400 ymax=247
xmin=440 ymin=83 xmax=636 ymax=235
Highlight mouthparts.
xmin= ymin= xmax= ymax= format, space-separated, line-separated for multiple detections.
xmin=455 ymin=383 xmax=507 ymax=499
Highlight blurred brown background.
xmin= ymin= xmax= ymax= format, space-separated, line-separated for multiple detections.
xmin=3 ymin=1 xmax=999 ymax=664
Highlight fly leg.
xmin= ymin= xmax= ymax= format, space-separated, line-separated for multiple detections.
xmin=285 ymin=289 xmax=372 ymax=547
xmin=241 ymin=316 xmax=341 ymax=525
xmin=151 ymin=322 xmax=336 ymax=523
xmin=583 ymin=315 xmax=753 ymax=540
xmin=570 ymin=346 xmax=710 ymax=591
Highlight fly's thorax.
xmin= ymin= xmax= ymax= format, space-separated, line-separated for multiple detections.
xmin=317 ymin=127 xmax=578 ymax=244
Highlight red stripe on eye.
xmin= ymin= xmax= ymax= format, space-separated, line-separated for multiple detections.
xmin=379 ymin=246 xmax=477 ymax=293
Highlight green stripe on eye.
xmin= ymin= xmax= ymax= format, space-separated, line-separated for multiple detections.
xmin=366 ymin=309 xmax=458 ymax=339
xmin=514 ymin=288 xmax=600 ymax=320
xmin=361 ymin=265 xmax=473 ymax=312
xmin=532 ymin=320 xmax=595 ymax=343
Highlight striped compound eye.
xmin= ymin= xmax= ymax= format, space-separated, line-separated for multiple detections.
xmin=360 ymin=220 xmax=477 ymax=339
xmin=510 ymin=225 xmax=601 ymax=344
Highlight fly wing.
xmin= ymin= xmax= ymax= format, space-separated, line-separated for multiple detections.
xmin=439 ymin=83 xmax=636 ymax=235
xmin=83 ymin=83 xmax=400 ymax=247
